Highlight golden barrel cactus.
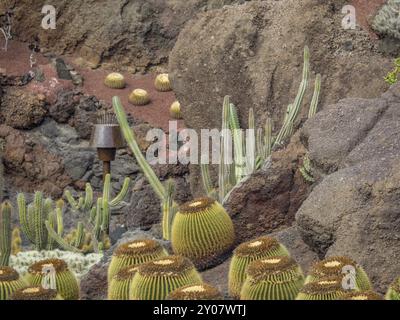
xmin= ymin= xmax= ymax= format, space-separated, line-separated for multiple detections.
xmin=128 ymin=89 xmax=150 ymax=106
xmin=11 ymin=286 xmax=63 ymax=300
xmin=0 ymin=267 xmax=26 ymax=300
xmin=104 ymin=72 xmax=126 ymax=89
xmin=154 ymin=73 xmax=172 ymax=92
xmin=296 ymin=276 xmax=350 ymax=300
xmin=108 ymin=266 xmax=138 ymax=300
xmin=167 ymin=283 xmax=223 ymax=300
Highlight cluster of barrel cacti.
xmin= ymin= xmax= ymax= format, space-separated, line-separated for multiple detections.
xmin=107 ymin=239 xmax=222 ymax=300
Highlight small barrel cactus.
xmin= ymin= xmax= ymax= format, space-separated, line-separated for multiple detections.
xmin=129 ymin=255 xmax=202 ymax=300
xmin=0 ymin=267 xmax=26 ymax=300
xmin=240 ymin=256 xmax=304 ymax=300
xmin=11 ymin=286 xmax=63 ymax=300
xmin=338 ymin=290 xmax=383 ymax=300
xmin=385 ymin=277 xmax=400 ymax=300
xmin=108 ymin=266 xmax=138 ymax=300
xmin=228 ymin=236 xmax=290 ymax=299
xmin=107 ymin=239 xmax=168 ymax=282
xmin=104 ymin=72 xmax=126 ymax=89
xmin=25 ymin=258 xmax=80 ymax=300
xmin=170 ymin=101 xmax=182 ymax=119
xmin=154 ymin=73 xmax=172 ymax=92
xmin=167 ymin=283 xmax=223 ymax=300
xmin=296 ymin=276 xmax=350 ymax=300
xmin=128 ymin=89 xmax=150 ymax=106
xmin=171 ymin=197 xmax=235 ymax=270
xmin=305 ymin=256 xmax=371 ymax=291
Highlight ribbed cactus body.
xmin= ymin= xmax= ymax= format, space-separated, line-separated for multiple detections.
xmin=154 ymin=73 xmax=172 ymax=92
xmin=167 ymin=283 xmax=222 ymax=300
xmin=170 ymin=101 xmax=182 ymax=119
xmin=386 ymin=277 xmax=400 ymax=300
xmin=25 ymin=258 xmax=79 ymax=300
xmin=0 ymin=202 xmax=12 ymax=266
xmin=129 ymin=256 xmax=202 ymax=300
xmin=104 ymin=73 xmax=126 ymax=89
xmin=11 ymin=286 xmax=63 ymax=300
xmin=108 ymin=239 xmax=168 ymax=282
xmin=296 ymin=276 xmax=350 ymax=300
xmin=229 ymin=236 xmax=290 ymax=298
xmin=108 ymin=266 xmax=138 ymax=300
xmin=240 ymin=256 xmax=304 ymax=300
xmin=305 ymin=256 xmax=372 ymax=291
xmin=128 ymin=89 xmax=150 ymax=106
xmin=338 ymin=290 xmax=383 ymax=300
xmin=171 ymin=197 xmax=235 ymax=270
xmin=0 ymin=267 xmax=26 ymax=300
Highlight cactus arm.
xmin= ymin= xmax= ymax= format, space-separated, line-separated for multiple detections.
xmin=229 ymin=103 xmax=245 ymax=181
xmin=17 ymin=193 xmax=35 ymax=243
xmin=200 ymin=163 xmax=216 ymax=198
xmin=73 ymin=222 xmax=85 ymax=248
xmin=101 ymin=174 xmax=111 ymax=232
xmin=33 ymin=192 xmax=46 ymax=250
xmin=110 ymin=177 xmax=130 ymax=207
xmin=219 ymin=95 xmax=232 ymax=203
xmin=162 ymin=179 xmax=176 ymax=241
xmin=265 ymin=118 xmax=272 ymax=158
xmin=83 ymin=183 xmax=93 ymax=211
xmin=308 ymin=74 xmax=321 ymax=118
xmin=245 ymin=108 xmax=256 ymax=176
xmin=89 ymin=206 xmax=97 ymax=224
xmin=46 ymin=209 xmax=57 ymax=250
xmin=0 ymin=201 xmax=12 ymax=266
xmin=44 ymin=220 xmax=81 ymax=253
xmin=93 ymin=198 xmax=103 ymax=241
xmin=64 ymin=190 xmax=80 ymax=211
xmin=113 ymin=96 xmax=166 ymax=200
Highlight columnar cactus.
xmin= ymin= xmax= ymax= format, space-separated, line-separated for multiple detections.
xmin=305 ymin=256 xmax=372 ymax=291
xmin=296 ymin=276 xmax=350 ymax=300
xmin=240 ymin=256 xmax=304 ymax=300
xmin=108 ymin=266 xmax=138 ymax=300
xmin=338 ymin=290 xmax=383 ymax=300
xmin=385 ymin=277 xmax=400 ymax=300
xmin=171 ymin=197 xmax=235 ymax=270
xmin=11 ymin=286 xmax=63 ymax=300
xmin=0 ymin=201 xmax=11 ymax=266
xmin=167 ymin=283 xmax=223 ymax=300
xmin=154 ymin=73 xmax=172 ymax=92
xmin=107 ymin=239 xmax=168 ymax=282
xmin=0 ymin=266 xmax=26 ymax=300
xmin=104 ymin=72 xmax=126 ymax=89
xmin=129 ymin=255 xmax=202 ymax=300
xmin=25 ymin=258 xmax=80 ymax=300
xmin=228 ymin=236 xmax=290 ymax=298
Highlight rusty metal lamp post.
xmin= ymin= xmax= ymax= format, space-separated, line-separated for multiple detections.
xmin=90 ymin=110 xmax=125 ymax=180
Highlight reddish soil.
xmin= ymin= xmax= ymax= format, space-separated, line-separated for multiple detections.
xmin=351 ymin=0 xmax=387 ymax=38
xmin=0 ymin=40 xmax=183 ymax=132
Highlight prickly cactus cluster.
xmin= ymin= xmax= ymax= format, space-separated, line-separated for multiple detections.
xmin=372 ymin=0 xmax=400 ymax=39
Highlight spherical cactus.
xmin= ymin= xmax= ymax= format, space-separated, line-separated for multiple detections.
xmin=240 ymin=256 xmax=304 ymax=300
xmin=128 ymin=89 xmax=150 ymax=106
xmin=108 ymin=266 xmax=138 ymax=300
xmin=167 ymin=283 xmax=222 ymax=300
xmin=338 ymin=290 xmax=383 ymax=300
xmin=305 ymin=256 xmax=371 ymax=291
xmin=25 ymin=258 xmax=79 ymax=300
xmin=171 ymin=197 xmax=235 ymax=270
xmin=170 ymin=101 xmax=182 ymax=119
xmin=385 ymin=277 xmax=400 ymax=300
xmin=0 ymin=267 xmax=26 ymax=300
xmin=296 ymin=276 xmax=349 ymax=300
xmin=229 ymin=236 xmax=290 ymax=299
xmin=104 ymin=72 xmax=126 ymax=89
xmin=154 ymin=73 xmax=172 ymax=92
xmin=129 ymin=255 xmax=202 ymax=300
xmin=107 ymin=239 xmax=168 ymax=282
xmin=11 ymin=286 xmax=63 ymax=300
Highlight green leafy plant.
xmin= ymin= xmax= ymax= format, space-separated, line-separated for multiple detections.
xmin=385 ymin=58 xmax=400 ymax=85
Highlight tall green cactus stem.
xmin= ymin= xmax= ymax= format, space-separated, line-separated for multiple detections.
xmin=219 ymin=96 xmax=232 ymax=203
xmin=229 ymin=103 xmax=245 ymax=182
xmin=274 ymin=46 xmax=310 ymax=146
xmin=200 ymin=163 xmax=217 ymax=199
xmin=308 ymin=74 xmax=321 ymax=118
xmin=110 ymin=177 xmax=130 ymax=206
xmin=17 ymin=194 xmax=34 ymax=244
xmin=0 ymin=202 xmax=12 ymax=266
xmin=33 ymin=192 xmax=46 ymax=250
xmin=162 ymin=179 xmax=177 ymax=241
xmin=101 ymin=174 xmax=111 ymax=232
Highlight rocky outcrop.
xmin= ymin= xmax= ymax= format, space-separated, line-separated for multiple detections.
xmin=12 ymin=0 xmax=245 ymax=71
xmin=224 ymin=133 xmax=312 ymax=244
xmin=169 ymin=0 xmax=392 ymax=194
xmin=296 ymin=83 xmax=400 ymax=293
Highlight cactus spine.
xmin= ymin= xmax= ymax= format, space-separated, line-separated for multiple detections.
xmin=167 ymin=283 xmax=223 ymax=300
xmin=108 ymin=239 xmax=168 ymax=283
xmin=25 ymin=258 xmax=79 ymax=300
xmin=0 ymin=266 xmax=26 ymax=300
xmin=228 ymin=236 xmax=290 ymax=299
xmin=113 ymin=96 xmax=177 ymax=240
xmin=0 ymin=201 xmax=11 ymax=266
xmin=171 ymin=197 xmax=235 ymax=270
xmin=129 ymin=256 xmax=203 ymax=300
xmin=240 ymin=256 xmax=304 ymax=300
